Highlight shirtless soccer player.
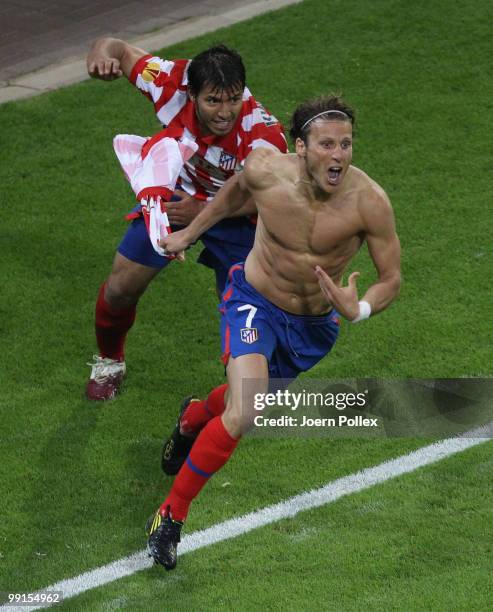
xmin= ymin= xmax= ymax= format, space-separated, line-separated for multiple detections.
xmin=146 ymin=95 xmax=401 ymax=570
xmin=85 ymin=38 xmax=287 ymax=400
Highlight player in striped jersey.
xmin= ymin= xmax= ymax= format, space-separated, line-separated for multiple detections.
xmin=85 ymin=38 xmax=287 ymax=401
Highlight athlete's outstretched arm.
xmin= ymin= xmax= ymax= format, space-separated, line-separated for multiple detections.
xmin=158 ymin=172 xmax=252 ymax=258
xmin=159 ymin=147 xmax=275 ymax=258
xmin=87 ymin=38 xmax=148 ymax=80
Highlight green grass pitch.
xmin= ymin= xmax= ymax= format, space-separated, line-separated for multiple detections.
xmin=0 ymin=0 xmax=492 ymax=608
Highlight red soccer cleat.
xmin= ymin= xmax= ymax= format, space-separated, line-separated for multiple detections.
xmin=86 ymin=355 xmax=126 ymax=401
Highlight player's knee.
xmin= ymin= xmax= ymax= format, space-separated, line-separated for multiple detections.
xmin=222 ymin=401 xmax=256 ymax=437
xmin=104 ymin=272 xmax=145 ymax=309
xmin=222 ymin=409 xmax=242 ymax=438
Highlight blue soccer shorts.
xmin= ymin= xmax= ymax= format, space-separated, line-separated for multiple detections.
xmin=117 ymin=201 xmax=255 ymax=294
xmin=219 ymin=264 xmax=341 ymax=380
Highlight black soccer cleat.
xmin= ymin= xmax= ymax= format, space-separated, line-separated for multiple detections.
xmin=146 ymin=506 xmax=183 ymax=571
xmin=161 ymin=396 xmax=199 ymax=475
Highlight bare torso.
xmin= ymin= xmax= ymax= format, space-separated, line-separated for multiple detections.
xmin=244 ymin=154 xmax=382 ymax=315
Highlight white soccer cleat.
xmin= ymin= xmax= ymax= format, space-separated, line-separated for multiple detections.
xmin=86 ymin=355 xmax=126 ymax=401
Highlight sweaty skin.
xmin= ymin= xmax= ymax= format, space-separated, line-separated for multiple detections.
xmin=161 ymin=119 xmax=401 ymax=320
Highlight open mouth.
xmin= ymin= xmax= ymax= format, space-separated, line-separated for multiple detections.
xmin=212 ymin=119 xmax=233 ymax=130
xmin=327 ymin=166 xmax=342 ymax=185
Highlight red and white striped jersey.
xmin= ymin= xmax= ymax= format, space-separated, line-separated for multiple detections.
xmin=129 ymin=54 xmax=288 ymax=201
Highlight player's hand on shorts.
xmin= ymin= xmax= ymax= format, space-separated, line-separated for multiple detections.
xmin=87 ymin=57 xmax=123 ymax=80
xmin=158 ymin=229 xmax=191 ymax=262
xmin=314 ymin=266 xmax=360 ymax=321
xmin=167 ymin=191 xmax=205 ymax=226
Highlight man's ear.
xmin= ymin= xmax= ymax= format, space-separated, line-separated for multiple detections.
xmin=187 ymin=88 xmax=195 ymax=102
xmin=295 ymin=137 xmax=307 ymax=157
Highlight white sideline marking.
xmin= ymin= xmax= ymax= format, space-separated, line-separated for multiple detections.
xmin=4 ymin=423 xmax=491 ymax=611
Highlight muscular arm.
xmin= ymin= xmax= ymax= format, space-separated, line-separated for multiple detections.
xmin=169 ymin=147 xmax=274 ymax=229
xmin=159 ymin=148 xmax=274 ymax=256
xmin=315 ymin=190 xmax=401 ymax=320
xmin=166 ymin=186 xmax=256 ymax=226
xmin=360 ymin=193 xmax=401 ymax=315
xmin=87 ymin=37 xmax=148 ymax=80
xmin=183 ymin=172 xmax=252 ymax=240
xmin=158 ymin=172 xmax=251 ymax=257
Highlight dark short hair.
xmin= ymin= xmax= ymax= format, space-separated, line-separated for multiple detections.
xmin=187 ymin=44 xmax=246 ymax=97
xmin=289 ymin=95 xmax=355 ymax=143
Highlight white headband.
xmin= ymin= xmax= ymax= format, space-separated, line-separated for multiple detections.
xmin=300 ymin=110 xmax=350 ymax=132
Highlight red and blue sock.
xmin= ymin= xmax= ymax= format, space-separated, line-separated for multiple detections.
xmin=160 ymin=416 xmax=239 ymax=522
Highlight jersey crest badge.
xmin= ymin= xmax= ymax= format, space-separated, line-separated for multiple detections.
xmin=142 ymin=62 xmax=161 ymax=83
xmin=240 ymin=328 xmax=258 ymax=344
xmin=219 ymin=151 xmax=237 ymax=171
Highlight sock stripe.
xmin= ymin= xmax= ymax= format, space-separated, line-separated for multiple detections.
xmin=186 ymin=456 xmax=214 ymax=479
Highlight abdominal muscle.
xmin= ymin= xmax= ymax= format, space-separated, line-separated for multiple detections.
xmin=241 ymin=161 xmax=366 ymax=315
xmin=244 ymin=225 xmax=361 ymax=315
